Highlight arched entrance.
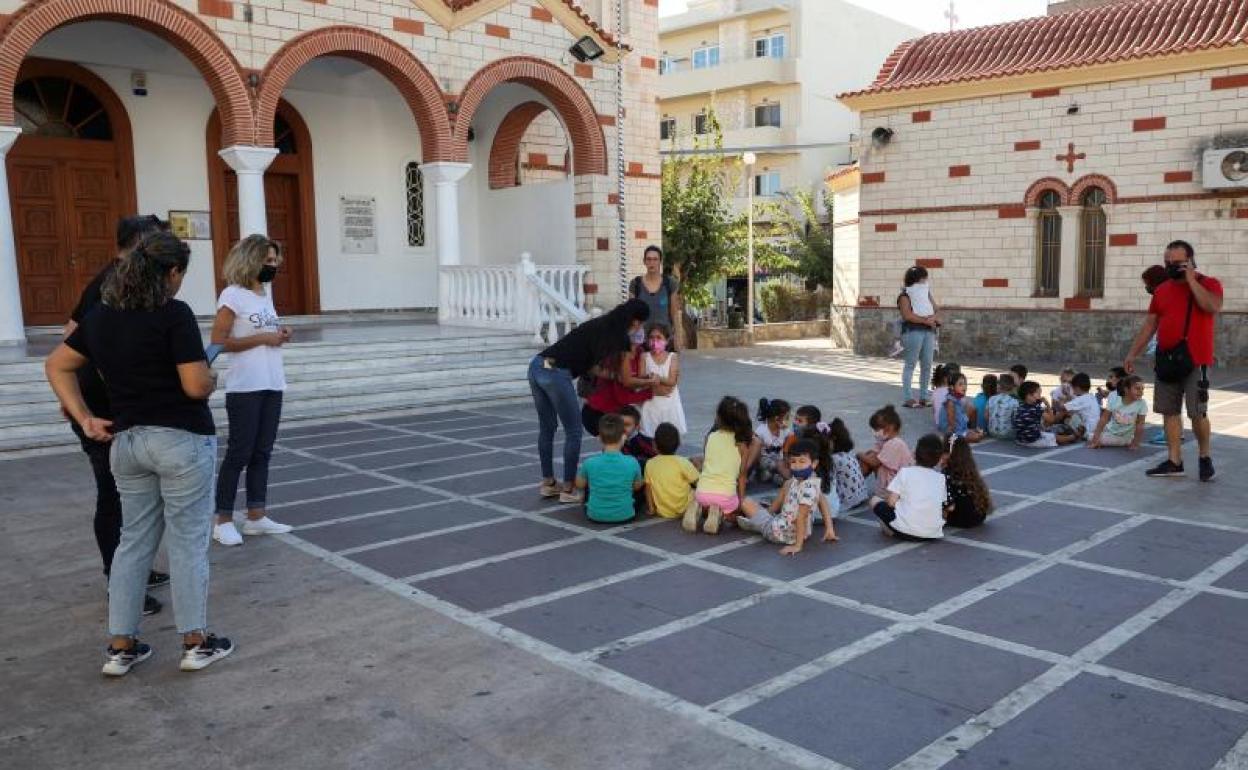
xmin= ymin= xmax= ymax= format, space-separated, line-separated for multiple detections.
xmin=8 ymin=58 xmax=136 ymax=325
xmin=206 ymin=100 xmax=319 ymax=315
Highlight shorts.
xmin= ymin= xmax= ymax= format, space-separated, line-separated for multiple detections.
xmin=1017 ymin=432 xmax=1058 ymax=448
xmin=695 ymin=490 xmax=739 ymax=513
xmin=872 ymin=502 xmax=940 ymax=542
xmin=1096 ymin=431 xmax=1134 ymax=447
xmin=1153 ymin=367 xmax=1209 ymax=419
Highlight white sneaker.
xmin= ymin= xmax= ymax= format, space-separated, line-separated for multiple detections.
xmin=241 ymin=516 xmax=293 ymax=535
xmin=888 ymin=340 xmax=904 ymax=358
xmin=213 ymin=521 xmax=243 ymax=546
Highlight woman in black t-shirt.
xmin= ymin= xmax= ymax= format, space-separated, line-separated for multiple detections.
xmin=529 ymin=298 xmax=650 ymax=503
xmin=46 ymin=232 xmax=235 ymax=677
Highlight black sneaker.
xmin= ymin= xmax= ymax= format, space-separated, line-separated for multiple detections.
xmin=102 ymin=640 xmax=153 ymax=676
xmin=1145 ymin=459 xmax=1185 ymax=478
xmin=146 ymin=570 xmax=170 ymax=588
xmin=180 ymin=634 xmax=234 ymax=672
xmin=143 ymin=594 xmax=162 ymax=616
xmin=1199 ymin=456 xmax=1215 ymax=482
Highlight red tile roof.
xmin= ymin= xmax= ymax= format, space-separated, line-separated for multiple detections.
xmin=445 ymin=0 xmax=625 ymax=48
xmin=842 ymin=0 xmax=1248 ymax=99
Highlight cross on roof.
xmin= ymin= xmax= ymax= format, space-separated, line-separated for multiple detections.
xmin=1056 ymin=142 xmax=1086 ymax=173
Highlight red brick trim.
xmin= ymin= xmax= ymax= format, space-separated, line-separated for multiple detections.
xmin=527 ymin=152 xmax=548 ymax=166
xmin=1031 ymin=87 xmax=1060 ymax=98
xmin=915 ymin=258 xmax=943 ymax=268
xmin=0 ymin=0 xmax=253 ymax=145
xmin=639 ymin=56 xmax=657 ymax=70
xmin=197 ymin=0 xmax=231 ymax=18
xmin=982 ymin=278 xmax=1009 ymax=288
xmin=1070 ymin=173 xmax=1118 ymax=204
xmin=392 ymin=18 xmax=424 ymax=35
xmin=998 ymin=206 xmax=1027 ymax=219
xmin=1211 ymin=73 xmax=1248 ymax=90
xmin=607 ymin=193 xmax=619 ymax=204
xmin=625 ymin=165 xmax=660 ymax=179
xmin=484 ymin=23 xmax=509 ymax=39
xmin=1108 ymin=233 xmax=1138 ymax=247
xmin=530 ymin=5 xmax=553 ymax=22
xmin=634 ymin=230 xmax=648 ymax=239
xmin=596 ymin=237 xmax=609 ymax=250
xmin=874 ymin=223 xmax=897 ymax=232
xmin=1014 ymin=140 xmax=1041 ymax=151
xmin=597 ymin=114 xmax=615 ymax=126
xmin=573 ymin=63 xmax=593 ymax=78
xmin=1237 ymin=207 xmax=1248 ymax=219
xmin=453 ymin=56 xmax=607 ymax=174
xmin=949 ymin=164 xmax=971 ymax=178
xmin=861 ymin=171 xmax=885 ymax=184
xmin=487 ymin=101 xmax=548 ymax=189
xmin=832 ymin=218 xmax=859 ymax=229
xmin=258 ymin=26 xmax=451 ymax=159
xmin=860 ymin=188 xmax=1248 ymax=218
xmin=1064 ymin=297 xmax=1091 ymax=310
xmin=574 ymin=203 xmax=592 ymax=218
xmin=911 ymin=110 xmax=931 ymax=123
xmin=1024 ymin=177 xmax=1071 ymax=207
xmin=1163 ymin=170 xmax=1193 ymax=184
xmin=1133 ymin=116 xmax=1166 ymax=132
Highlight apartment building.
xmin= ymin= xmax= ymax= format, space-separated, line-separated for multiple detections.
xmin=657 ymin=0 xmax=921 ymax=218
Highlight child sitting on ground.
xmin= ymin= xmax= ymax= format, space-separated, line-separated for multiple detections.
xmin=1090 ymin=375 xmax=1148 ymax=450
xmin=576 ymin=414 xmax=643 ymax=524
xmin=944 ymin=435 xmax=993 ymax=527
xmin=736 ymin=439 xmax=837 ymax=555
xmin=783 ymin=404 xmax=823 ymax=454
xmin=929 ymin=364 xmax=953 ymax=427
xmin=644 ymin=422 xmax=700 ymax=519
xmin=972 ymin=374 xmax=997 ymax=433
xmin=828 ymin=418 xmax=869 ymax=510
xmin=1010 ymin=364 xmax=1029 ymax=399
xmin=857 ymin=405 xmax=914 ymax=495
xmin=1013 ymin=381 xmax=1078 ymax=448
xmin=986 ymin=373 xmax=1019 ymax=440
xmin=1051 ymin=366 xmax=1077 ymax=409
xmin=686 ymin=396 xmax=753 ymax=535
xmin=870 ymin=433 xmax=947 ymax=541
xmin=1097 ymin=366 xmax=1128 ymax=409
xmin=1062 ymin=373 xmax=1102 ymax=439
xmin=618 ymin=405 xmax=658 ymax=470
xmin=939 ymin=372 xmax=985 ymax=443
xmin=751 ymin=398 xmax=793 ymax=485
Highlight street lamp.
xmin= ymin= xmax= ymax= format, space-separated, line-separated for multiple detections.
xmin=743 ymin=151 xmax=756 ymax=334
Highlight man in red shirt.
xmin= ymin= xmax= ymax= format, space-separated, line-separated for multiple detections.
xmin=1125 ymin=240 xmax=1223 ymax=481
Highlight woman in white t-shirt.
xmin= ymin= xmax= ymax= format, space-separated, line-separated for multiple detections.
xmin=211 ymin=236 xmax=292 ymax=546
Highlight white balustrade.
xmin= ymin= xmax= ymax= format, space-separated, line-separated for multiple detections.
xmin=438 ymin=254 xmax=589 ymax=343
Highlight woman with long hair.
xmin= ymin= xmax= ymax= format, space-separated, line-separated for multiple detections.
xmin=45 ymin=231 xmax=234 ymax=676
xmin=898 ymin=266 xmax=940 ymax=408
xmin=528 ymin=298 xmax=650 ymax=503
xmin=210 ymin=235 xmax=293 ymax=546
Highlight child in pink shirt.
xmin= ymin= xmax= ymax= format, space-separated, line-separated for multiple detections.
xmin=855 ymin=405 xmax=914 ymax=495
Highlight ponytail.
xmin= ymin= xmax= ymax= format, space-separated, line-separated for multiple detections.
xmin=757 ymin=398 xmax=792 ymax=422
xmin=102 ymin=231 xmax=191 ymax=311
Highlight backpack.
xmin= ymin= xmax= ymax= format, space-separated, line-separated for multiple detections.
xmin=631 ymin=275 xmax=674 ymax=301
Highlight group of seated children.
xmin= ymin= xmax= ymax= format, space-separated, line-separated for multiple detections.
xmin=934 ymin=362 xmax=1150 ymax=451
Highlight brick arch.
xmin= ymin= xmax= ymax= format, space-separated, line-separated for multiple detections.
xmin=0 ymin=0 xmax=252 ymax=145
xmin=489 ymin=101 xmax=568 ymax=189
xmin=1070 ymin=173 xmax=1118 ymax=204
xmin=453 ymin=56 xmax=606 ymax=176
xmin=256 ymin=26 xmax=452 ymax=161
xmin=1024 ymin=177 xmax=1072 ymax=207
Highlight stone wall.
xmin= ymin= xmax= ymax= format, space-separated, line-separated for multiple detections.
xmin=699 ymin=319 xmax=831 ymax=349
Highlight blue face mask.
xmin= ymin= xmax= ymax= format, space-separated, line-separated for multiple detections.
xmin=791 ymin=467 xmax=814 ymax=480
xmin=629 ymin=328 xmax=645 ymax=345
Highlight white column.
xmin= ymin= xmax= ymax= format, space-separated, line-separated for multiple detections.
xmin=218 ymin=146 xmax=279 ymax=237
xmin=1057 ymin=206 xmax=1081 ymax=299
xmin=423 ymin=161 xmax=471 ymax=267
xmin=0 ymin=127 xmax=24 ymax=346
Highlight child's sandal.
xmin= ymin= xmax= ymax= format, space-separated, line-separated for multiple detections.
xmin=903 ymin=399 xmax=922 ymax=409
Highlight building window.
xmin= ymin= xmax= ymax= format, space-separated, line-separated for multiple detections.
xmin=693 ymin=112 xmax=710 ymax=135
xmin=659 ymin=118 xmax=676 ymax=140
xmin=754 ymin=33 xmax=786 ymax=59
xmin=753 ymin=104 xmax=781 ymax=128
xmin=1034 ymin=189 xmax=1062 ymax=297
xmin=754 ymin=172 xmax=782 ymax=197
xmin=14 ymin=76 xmax=113 ymax=140
xmin=692 ymin=45 xmax=720 ymax=70
xmin=659 ymin=56 xmax=678 ymax=75
xmin=1079 ymin=187 xmax=1107 ymax=296
xmin=405 ymin=161 xmax=425 ymax=248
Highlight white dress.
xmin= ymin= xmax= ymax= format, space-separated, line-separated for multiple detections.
xmin=640 ymin=352 xmax=687 ymax=436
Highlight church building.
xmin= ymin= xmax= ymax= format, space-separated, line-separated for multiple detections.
xmin=830 ymin=0 xmax=1248 ymax=364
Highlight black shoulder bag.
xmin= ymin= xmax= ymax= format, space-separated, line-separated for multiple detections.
xmin=1154 ymin=294 xmax=1196 ymax=384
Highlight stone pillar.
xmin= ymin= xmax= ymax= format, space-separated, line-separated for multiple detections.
xmin=0 ymin=127 xmax=24 ymax=346
xmin=423 ymin=162 xmax=472 ymax=267
xmin=219 ymin=146 xmax=279 ymax=237
xmin=1057 ymin=206 xmax=1081 ymax=299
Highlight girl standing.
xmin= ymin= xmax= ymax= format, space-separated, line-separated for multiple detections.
xmin=943 ymin=436 xmax=993 ymax=527
xmin=639 ymin=323 xmax=687 ymax=436
xmin=686 ymin=396 xmax=753 ymax=535
xmin=211 ymin=236 xmax=293 ymax=547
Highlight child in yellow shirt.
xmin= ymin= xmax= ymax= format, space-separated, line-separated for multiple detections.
xmin=644 ymin=423 xmax=700 ymax=519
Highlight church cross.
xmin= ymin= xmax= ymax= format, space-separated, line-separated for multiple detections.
xmin=1056 ymin=142 xmax=1086 ymax=173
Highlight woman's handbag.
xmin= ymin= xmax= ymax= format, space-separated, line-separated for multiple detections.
xmin=1154 ymin=295 xmax=1196 ymax=383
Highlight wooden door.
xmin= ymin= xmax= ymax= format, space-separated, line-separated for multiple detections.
xmin=224 ymin=171 xmax=306 ymax=316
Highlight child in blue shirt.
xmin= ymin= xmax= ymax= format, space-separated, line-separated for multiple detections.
xmin=971 ymin=373 xmax=996 ymax=433
xmin=576 ymin=413 xmax=643 ymax=523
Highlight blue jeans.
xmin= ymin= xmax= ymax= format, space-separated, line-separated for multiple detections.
xmin=528 ymin=356 xmax=581 ymax=483
xmin=215 ymin=390 xmax=283 ymax=515
xmin=901 ymin=328 xmax=935 ymax=402
xmin=109 ymin=426 xmax=216 ymax=636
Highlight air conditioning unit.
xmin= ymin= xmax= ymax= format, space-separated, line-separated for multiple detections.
xmin=1202 ymin=148 xmax=1248 ymax=189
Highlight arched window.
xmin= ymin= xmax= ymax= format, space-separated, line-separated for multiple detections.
xmin=1079 ymin=187 xmax=1107 ymax=296
xmin=405 ymin=161 xmax=425 ymax=248
xmin=14 ymin=76 xmax=113 ymax=140
xmin=1035 ymin=190 xmax=1062 ymax=298
xmin=273 ymin=113 xmax=297 ymax=155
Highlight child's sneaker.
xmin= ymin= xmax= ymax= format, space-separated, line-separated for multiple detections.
xmin=681 ymin=498 xmax=702 ymax=533
xmin=703 ymin=505 xmax=723 ymax=535
xmin=180 ymin=634 xmax=234 ymax=672
xmin=559 ymin=489 xmax=583 ymax=505
xmin=241 ymin=516 xmax=292 ymax=536
xmin=102 ymin=640 xmax=153 ymax=677
xmin=888 ymin=340 xmax=904 ymax=358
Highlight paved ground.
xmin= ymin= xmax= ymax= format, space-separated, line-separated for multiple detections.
xmin=3 ymin=341 xmax=1247 ymax=770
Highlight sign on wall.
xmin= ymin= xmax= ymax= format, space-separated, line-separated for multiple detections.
xmin=168 ymin=210 xmax=211 ymax=240
xmin=340 ymin=195 xmax=377 ymax=254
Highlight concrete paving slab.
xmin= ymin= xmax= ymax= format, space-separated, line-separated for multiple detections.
xmin=1074 ymin=519 xmax=1248 ymax=580
xmin=296 ymin=501 xmax=503 ymax=552
xmin=497 ymin=588 xmax=681 ymax=653
xmin=350 ymin=517 xmax=571 ymax=578
xmin=970 ymin=451 xmax=1020 ymax=470
xmin=1057 ymin=444 xmax=1165 ymax=469
xmin=1213 ymin=561 xmax=1248 ymax=592
xmin=604 ymin=564 xmax=765 ymax=617
xmin=305 ymin=434 xmax=444 ymax=459
xmin=954 ymin=501 xmax=1127 ymax=554
xmin=372 ymin=410 xmax=482 ymax=427
xmin=426 ymin=461 xmax=549 ymax=496
xmin=987 ymin=460 xmax=1106 ymax=495
xmin=614 ymin=519 xmax=753 ymax=555
xmin=424 ymin=421 xmax=535 ymax=440
xmin=708 ymin=594 xmax=890 ymax=657
xmin=707 ymin=520 xmax=891 ymax=580
xmin=341 ymin=442 xmax=474 ymax=470
xmin=269 ymin=486 xmax=435 ymax=525
xmin=279 ymin=427 xmax=400 ymax=449
xmin=383 ymin=451 xmax=513 ymax=482
xmin=278 ymin=420 xmax=372 ymax=439
xmin=476 ymin=486 xmax=566 ymax=513
xmin=264 ymin=473 xmax=393 ymax=506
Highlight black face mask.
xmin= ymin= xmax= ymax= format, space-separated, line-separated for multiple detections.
xmin=258 ymin=265 xmax=278 ymax=283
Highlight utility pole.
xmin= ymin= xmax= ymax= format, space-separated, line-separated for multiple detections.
xmin=944 ymin=1 xmax=958 ymax=31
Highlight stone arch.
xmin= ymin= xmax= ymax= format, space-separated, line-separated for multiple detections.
xmin=489 ymin=100 xmax=566 ymax=189
xmin=0 ymin=0 xmax=252 ymax=145
xmin=1024 ymin=177 xmax=1072 ymax=207
xmin=256 ymin=26 xmax=452 ymax=162
xmin=1070 ymin=173 xmax=1118 ymax=204
xmin=453 ymin=56 xmax=606 ymax=176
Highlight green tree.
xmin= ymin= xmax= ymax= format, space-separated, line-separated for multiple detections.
xmin=770 ymin=187 xmax=835 ymax=289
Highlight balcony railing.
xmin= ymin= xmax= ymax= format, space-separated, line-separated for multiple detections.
xmin=657 ymin=56 xmax=796 ymax=99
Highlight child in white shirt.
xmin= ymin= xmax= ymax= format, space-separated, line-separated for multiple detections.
xmin=751 ymin=398 xmax=793 ymax=485
xmin=1063 ymin=372 xmax=1102 ymax=439
xmin=870 ymin=433 xmax=947 ymax=541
